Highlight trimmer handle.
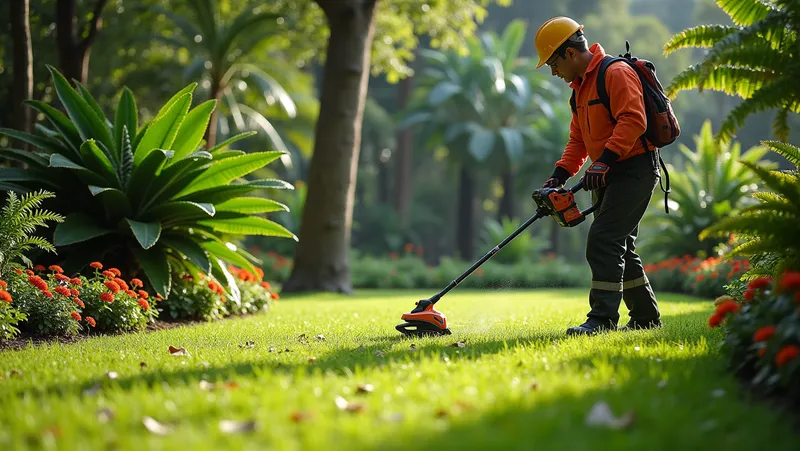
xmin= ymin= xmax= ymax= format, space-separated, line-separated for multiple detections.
xmin=532 ymin=177 xmax=601 ymax=227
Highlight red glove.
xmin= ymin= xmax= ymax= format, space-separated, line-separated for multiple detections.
xmin=583 ymin=149 xmax=619 ymax=191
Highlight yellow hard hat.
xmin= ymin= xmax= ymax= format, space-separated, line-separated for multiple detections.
xmin=534 ymin=16 xmax=584 ymax=69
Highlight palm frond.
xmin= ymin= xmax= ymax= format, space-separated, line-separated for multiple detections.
xmin=663 ymin=25 xmax=739 ymax=54
xmin=717 ymin=0 xmax=777 ymax=26
xmin=761 ymin=140 xmax=800 ymax=168
xmin=716 ymin=79 xmax=792 ymax=142
xmin=739 ymin=160 xmax=800 ymax=205
xmin=666 ymin=64 xmax=771 ymax=99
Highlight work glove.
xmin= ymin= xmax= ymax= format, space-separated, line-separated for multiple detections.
xmin=542 ymin=166 xmax=570 ymax=188
xmin=583 ymin=149 xmax=619 ymax=191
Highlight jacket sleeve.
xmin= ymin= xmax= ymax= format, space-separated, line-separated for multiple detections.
xmin=604 ymin=64 xmax=647 ymax=156
xmin=555 ymin=109 xmax=588 ymax=176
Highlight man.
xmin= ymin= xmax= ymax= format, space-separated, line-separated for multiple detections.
xmin=534 ymin=17 xmax=662 ymax=335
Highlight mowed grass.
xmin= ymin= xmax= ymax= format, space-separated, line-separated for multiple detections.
xmin=0 ymin=288 xmax=797 ymax=450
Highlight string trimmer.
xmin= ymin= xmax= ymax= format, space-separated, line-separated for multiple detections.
xmin=395 ymin=179 xmax=599 ymax=337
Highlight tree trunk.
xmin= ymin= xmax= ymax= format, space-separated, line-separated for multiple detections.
xmin=393 ymin=74 xmax=414 ymax=226
xmin=55 ymin=0 xmax=108 ymax=85
xmin=498 ymin=169 xmax=516 ymax=221
xmin=282 ymin=0 xmax=378 ymax=294
xmin=456 ymin=165 xmax=475 ymax=260
xmin=10 ymin=0 xmax=33 ymax=152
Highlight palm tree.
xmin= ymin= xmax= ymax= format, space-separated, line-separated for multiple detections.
xmin=152 ymin=0 xmax=296 ymax=148
xmin=664 ymin=0 xmax=800 ymax=142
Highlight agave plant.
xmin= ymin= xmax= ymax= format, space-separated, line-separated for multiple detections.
xmin=640 ymin=120 xmax=772 ymax=259
xmin=664 ymin=0 xmax=800 ymax=142
xmin=700 ymin=140 xmax=800 ymax=278
xmin=0 ymin=66 xmax=296 ymax=300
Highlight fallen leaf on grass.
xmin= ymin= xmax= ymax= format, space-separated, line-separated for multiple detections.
xmin=356 ymin=383 xmax=374 ymax=394
xmin=168 ymin=346 xmax=189 ymax=356
xmin=335 ymin=396 xmax=365 ymax=413
xmin=585 ymin=401 xmax=634 ymax=429
xmin=315 ymin=334 xmax=326 ymax=341
xmin=219 ymin=419 xmax=257 ymax=434
xmin=96 ymin=408 xmax=115 ymax=423
xmin=450 ymin=342 xmax=466 ymax=348
xmin=297 ymin=334 xmax=308 ymax=344
xmin=290 ymin=411 xmax=314 ymax=423
xmin=143 ymin=416 xmax=172 ymax=435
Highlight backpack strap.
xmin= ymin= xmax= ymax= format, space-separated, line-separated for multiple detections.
xmin=595 ymin=55 xmax=626 ymax=124
xmin=569 ymin=90 xmax=577 ymax=116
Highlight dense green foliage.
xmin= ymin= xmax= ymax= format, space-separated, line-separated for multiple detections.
xmin=0 ymin=67 xmax=296 ymax=299
xmin=0 ymin=190 xmax=63 ymax=279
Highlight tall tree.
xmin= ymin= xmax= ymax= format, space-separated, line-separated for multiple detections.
xmin=282 ymin=0 xmax=511 ymax=293
xmin=10 ymin=0 xmax=33 ymax=150
xmin=55 ymin=0 xmax=109 ymax=84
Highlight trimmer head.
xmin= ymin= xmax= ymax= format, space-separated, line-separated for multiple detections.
xmin=395 ymin=299 xmax=451 ymax=337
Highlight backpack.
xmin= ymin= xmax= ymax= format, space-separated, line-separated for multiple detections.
xmin=569 ymin=41 xmax=679 ymax=213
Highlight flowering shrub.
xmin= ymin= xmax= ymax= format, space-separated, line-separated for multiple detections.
xmin=644 ymin=255 xmax=749 ymax=298
xmin=0 ymin=280 xmax=26 ymax=340
xmin=225 ymin=266 xmax=279 ymax=316
xmin=709 ymin=271 xmax=800 ymax=402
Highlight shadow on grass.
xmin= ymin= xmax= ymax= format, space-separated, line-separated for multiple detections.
xmin=9 ymin=308 xmax=715 ymax=402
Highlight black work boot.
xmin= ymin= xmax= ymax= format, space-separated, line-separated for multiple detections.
xmin=617 ymin=318 xmax=662 ymax=331
xmin=566 ymin=317 xmax=616 ymax=336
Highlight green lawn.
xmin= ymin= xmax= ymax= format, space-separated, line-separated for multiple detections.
xmin=0 ymin=288 xmax=796 ymax=450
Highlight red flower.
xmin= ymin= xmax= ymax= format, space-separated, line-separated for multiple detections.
xmin=73 ymin=298 xmax=85 ymax=308
xmin=776 ymin=345 xmax=800 ymax=367
xmin=43 ymin=291 xmax=53 ymax=298
xmin=102 ymin=270 xmax=115 ymax=278
xmin=69 ymin=278 xmax=82 ymax=286
xmin=260 ymin=281 xmax=271 ymax=290
xmin=708 ymin=312 xmax=723 ymax=328
xmin=48 ymin=265 xmax=64 ymax=274
xmin=33 ymin=264 xmax=45 ymax=271
xmin=100 ymin=292 xmax=114 ymax=303
xmin=255 ymin=267 xmax=264 ymax=280
xmin=130 ymin=278 xmax=143 ymax=288
xmin=138 ymin=298 xmax=149 ymax=310
xmin=14 ymin=268 xmax=22 ymax=275
xmin=0 ymin=280 xmax=6 ymax=288
xmin=716 ymin=300 xmax=740 ymax=316
xmin=55 ymin=286 xmax=71 ymax=297
xmin=104 ymin=280 xmax=121 ymax=294
xmin=27 ymin=275 xmax=48 ymax=292
xmin=0 ymin=290 xmax=12 ymax=303
xmin=24 ymin=269 xmax=34 ymax=276
xmin=70 ymin=311 xmax=81 ymax=321
xmin=114 ymin=278 xmax=129 ymax=291
xmin=778 ymin=271 xmax=800 ymax=291
xmin=86 ymin=316 xmax=96 ymax=327
xmin=138 ymin=290 xmax=149 ymax=299
xmin=744 ymin=288 xmax=755 ymax=301
xmin=90 ymin=262 xmax=103 ymax=269
xmin=748 ymin=277 xmax=772 ymax=290
xmin=108 ymin=268 xmax=121 ymax=277
xmin=270 ymin=292 xmax=280 ymax=300
xmin=54 ymin=274 xmax=69 ymax=282
xmin=70 ymin=288 xmax=80 ymax=297
xmin=753 ymin=325 xmax=777 ymax=343
xmin=125 ymin=289 xmax=137 ymax=298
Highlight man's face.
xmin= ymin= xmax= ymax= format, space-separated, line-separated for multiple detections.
xmin=546 ymin=48 xmax=579 ymax=83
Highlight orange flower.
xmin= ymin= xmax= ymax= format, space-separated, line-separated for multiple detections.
xmin=55 ymin=286 xmax=71 ymax=297
xmin=70 ymin=288 xmax=80 ymax=297
xmin=104 ymin=280 xmax=121 ymax=294
xmin=716 ymin=300 xmax=740 ymax=316
xmin=0 ymin=290 xmax=12 ymax=303
xmin=0 ymin=280 xmax=6 ymax=288
xmin=138 ymin=298 xmax=149 ymax=310
xmin=27 ymin=275 xmax=48 ymax=292
xmin=125 ymin=289 xmax=137 ymax=298
xmin=270 ymin=292 xmax=280 ymax=300
xmin=33 ymin=264 xmax=45 ymax=271
xmin=90 ymin=262 xmax=103 ymax=269
xmin=696 ymin=274 xmax=705 ymax=282
xmin=130 ymin=278 xmax=143 ymax=288
xmin=260 ymin=281 xmax=271 ymax=290
xmin=255 ymin=267 xmax=264 ymax=279
xmin=69 ymin=277 xmax=82 ymax=287
xmin=114 ymin=278 xmax=129 ymax=291
xmin=70 ymin=311 xmax=81 ymax=321
xmin=102 ymin=270 xmax=115 ymax=278
xmin=14 ymin=268 xmax=23 ymax=275
xmin=86 ymin=316 xmax=96 ymax=327
xmin=775 ymin=345 xmax=800 ymax=367
xmin=710 ymin=272 xmax=718 ymax=279
xmin=43 ymin=291 xmax=53 ymax=298
xmin=108 ymin=268 xmax=121 ymax=277
xmin=100 ymin=292 xmax=114 ymax=303
xmin=138 ymin=290 xmax=148 ymax=299
xmin=73 ymin=298 xmax=85 ymax=308
xmin=753 ymin=325 xmax=776 ymax=342
xmin=48 ymin=265 xmax=64 ymax=274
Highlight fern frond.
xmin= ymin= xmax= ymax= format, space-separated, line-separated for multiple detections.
xmin=751 ymin=191 xmax=787 ymax=203
xmin=17 ymin=236 xmax=57 ymax=253
xmin=728 ymin=236 xmax=782 ymax=257
xmin=700 ymin=211 xmax=799 ymax=239
xmin=663 ymin=25 xmax=739 ymax=54
xmin=739 ymin=200 xmax=799 ymax=215
xmin=704 ymin=12 xmax=790 ymax=61
xmin=761 ymin=140 xmax=800 ymax=168
xmin=740 ymin=159 xmax=800 ymax=205
xmin=717 ymin=79 xmax=791 ymax=142
xmin=717 ymin=0 xmax=777 ymax=26
xmin=702 ymin=41 xmax=790 ymax=72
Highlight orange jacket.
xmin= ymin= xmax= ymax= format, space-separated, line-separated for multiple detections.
xmin=555 ymin=43 xmax=649 ymax=176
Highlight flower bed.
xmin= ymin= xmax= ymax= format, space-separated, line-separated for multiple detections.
xmin=0 ymin=262 xmax=279 ymax=342
xmin=644 ymin=255 xmax=750 ymax=299
xmin=708 ymin=272 xmax=800 ymax=403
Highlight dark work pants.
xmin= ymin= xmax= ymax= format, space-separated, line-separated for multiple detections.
xmin=585 ymin=152 xmax=660 ymax=326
